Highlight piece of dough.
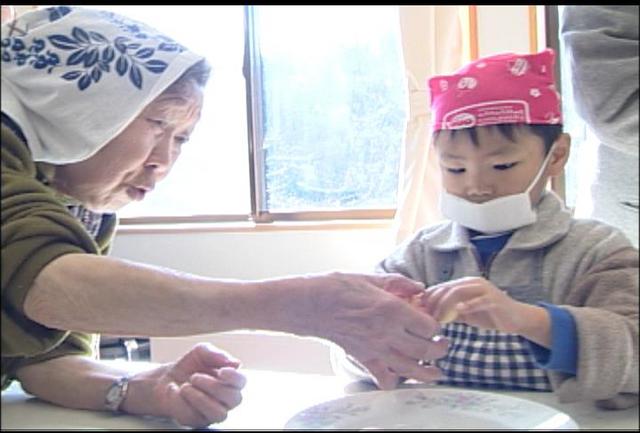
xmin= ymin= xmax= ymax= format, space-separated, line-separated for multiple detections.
xmin=440 ymin=308 xmax=458 ymax=324
xmin=410 ymin=294 xmax=458 ymax=323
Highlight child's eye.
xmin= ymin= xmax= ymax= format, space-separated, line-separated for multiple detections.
xmin=493 ymin=162 xmax=518 ymax=170
xmin=446 ymin=167 xmax=466 ymax=174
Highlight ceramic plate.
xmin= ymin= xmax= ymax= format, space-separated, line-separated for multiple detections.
xmin=284 ymin=388 xmax=579 ymax=430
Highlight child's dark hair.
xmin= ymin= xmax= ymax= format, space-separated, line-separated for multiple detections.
xmin=433 ymin=124 xmax=563 ymax=154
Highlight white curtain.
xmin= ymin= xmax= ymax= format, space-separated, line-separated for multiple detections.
xmin=394 ymin=6 xmax=466 ymax=245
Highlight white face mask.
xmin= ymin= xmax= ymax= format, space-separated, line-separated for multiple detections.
xmin=439 ymin=145 xmax=556 ymax=234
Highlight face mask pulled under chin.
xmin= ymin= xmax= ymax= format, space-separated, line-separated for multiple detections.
xmin=439 ymin=146 xmax=556 ymax=234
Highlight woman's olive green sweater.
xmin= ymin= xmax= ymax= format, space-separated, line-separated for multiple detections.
xmin=1 ymin=125 xmax=117 ymax=389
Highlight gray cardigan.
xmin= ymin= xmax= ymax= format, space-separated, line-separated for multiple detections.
xmin=357 ymin=192 xmax=638 ymax=409
xmin=561 ymin=5 xmax=639 ymax=156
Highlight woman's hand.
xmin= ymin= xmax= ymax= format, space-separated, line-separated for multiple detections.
xmin=126 ymin=343 xmax=246 ymax=428
xmin=304 ymin=272 xmax=448 ymax=389
xmin=15 ymin=343 xmax=246 ymax=429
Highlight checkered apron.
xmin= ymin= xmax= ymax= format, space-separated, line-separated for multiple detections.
xmin=431 ymin=250 xmax=553 ymax=392
xmin=435 ymin=323 xmax=552 ymax=391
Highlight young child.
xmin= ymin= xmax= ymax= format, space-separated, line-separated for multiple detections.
xmin=332 ymin=49 xmax=639 ymax=409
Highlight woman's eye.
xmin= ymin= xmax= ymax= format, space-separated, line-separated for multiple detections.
xmin=446 ymin=167 xmax=466 ymax=174
xmin=147 ymin=118 xmax=167 ymax=128
xmin=175 ymin=136 xmax=189 ymax=145
xmin=494 ymin=162 xmax=518 ymax=170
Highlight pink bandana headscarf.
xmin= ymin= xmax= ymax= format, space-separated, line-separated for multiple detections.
xmin=428 ymin=49 xmax=562 ymax=132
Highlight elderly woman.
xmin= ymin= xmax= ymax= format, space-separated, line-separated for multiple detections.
xmin=1 ymin=6 xmax=447 ymax=428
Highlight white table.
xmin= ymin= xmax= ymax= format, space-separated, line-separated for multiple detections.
xmin=2 ymin=366 xmax=638 ymax=430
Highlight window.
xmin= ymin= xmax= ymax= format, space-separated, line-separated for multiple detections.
xmin=87 ymin=6 xmax=407 ymax=222
xmin=84 ymin=6 xmax=251 ymax=220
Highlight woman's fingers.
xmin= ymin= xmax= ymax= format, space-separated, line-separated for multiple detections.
xmin=383 ymin=348 xmax=444 ymax=384
xmin=391 ymin=326 xmax=448 ymax=361
xmin=368 ymin=344 xmax=444 ymax=384
xmin=359 ymin=353 xmax=443 ymax=390
xmin=164 ymin=366 xmax=246 ymax=428
xmin=381 ymin=273 xmax=425 ymax=299
xmin=401 ymin=301 xmax=442 ymax=341
xmin=190 ymin=370 xmax=245 ymax=409
xmin=359 ymin=292 xmax=447 ymax=375
xmin=165 ymin=382 xmax=212 ymax=428
xmin=216 ymin=367 xmax=247 ymax=389
xmin=360 ymin=358 xmax=402 ymax=390
xmin=190 ymin=342 xmax=242 ymax=370
xmin=421 ymin=282 xmax=456 ymax=317
xmin=169 ymin=343 xmax=241 ymax=388
xmin=314 ymin=272 xmax=449 ymax=384
xmin=179 ymin=382 xmax=230 ymax=427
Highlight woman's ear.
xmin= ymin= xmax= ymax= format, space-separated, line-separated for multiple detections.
xmin=547 ymin=133 xmax=571 ymax=177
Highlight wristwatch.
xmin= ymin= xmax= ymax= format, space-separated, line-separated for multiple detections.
xmin=104 ymin=376 xmax=130 ymax=413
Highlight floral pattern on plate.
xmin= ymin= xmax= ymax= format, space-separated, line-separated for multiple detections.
xmin=284 ymin=388 xmax=579 ymax=430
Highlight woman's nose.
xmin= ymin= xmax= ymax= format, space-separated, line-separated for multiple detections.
xmin=145 ymin=139 xmax=173 ymax=175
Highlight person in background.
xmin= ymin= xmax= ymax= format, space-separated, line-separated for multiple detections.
xmin=560 ymin=5 xmax=639 ymax=247
xmin=1 ymin=6 xmax=447 ymax=428
xmin=332 ymin=48 xmax=639 ymax=410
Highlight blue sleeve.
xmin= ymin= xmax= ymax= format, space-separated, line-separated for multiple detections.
xmin=525 ymin=303 xmax=578 ymax=375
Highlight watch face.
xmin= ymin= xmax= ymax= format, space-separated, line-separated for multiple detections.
xmin=106 ymin=385 xmax=121 ymax=402
xmin=105 ymin=377 xmax=129 ymax=411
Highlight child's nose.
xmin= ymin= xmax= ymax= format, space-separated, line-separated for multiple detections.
xmin=465 ymin=175 xmax=493 ymax=198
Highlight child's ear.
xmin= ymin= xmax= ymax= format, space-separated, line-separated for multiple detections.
xmin=548 ymin=133 xmax=571 ymax=177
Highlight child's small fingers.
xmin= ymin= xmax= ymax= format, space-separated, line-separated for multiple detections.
xmin=431 ymin=283 xmax=486 ymax=321
xmin=421 ymin=284 xmax=455 ymax=315
xmin=457 ymin=295 xmax=493 ymax=315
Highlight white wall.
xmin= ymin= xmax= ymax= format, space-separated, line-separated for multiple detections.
xmin=476 ymin=6 xmax=531 ymax=56
xmin=111 ymin=227 xmax=394 ymax=280
xmin=110 ymin=226 xmax=395 ymax=373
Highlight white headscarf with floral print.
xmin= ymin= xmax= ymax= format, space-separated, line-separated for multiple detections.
xmin=1 ymin=6 xmax=204 ymax=164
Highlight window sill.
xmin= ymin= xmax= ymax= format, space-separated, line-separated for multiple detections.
xmin=115 ymin=218 xmax=394 ymax=235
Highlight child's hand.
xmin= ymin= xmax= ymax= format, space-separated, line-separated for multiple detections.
xmin=420 ymin=276 xmax=528 ymax=333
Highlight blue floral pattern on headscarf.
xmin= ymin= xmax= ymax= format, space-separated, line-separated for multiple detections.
xmin=1 ymin=6 xmax=204 ymax=164
xmin=1 ymin=6 xmax=186 ymax=91
xmin=46 ymin=6 xmax=72 ymax=22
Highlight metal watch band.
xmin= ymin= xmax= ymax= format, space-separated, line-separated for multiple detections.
xmin=104 ymin=375 xmax=130 ymax=413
